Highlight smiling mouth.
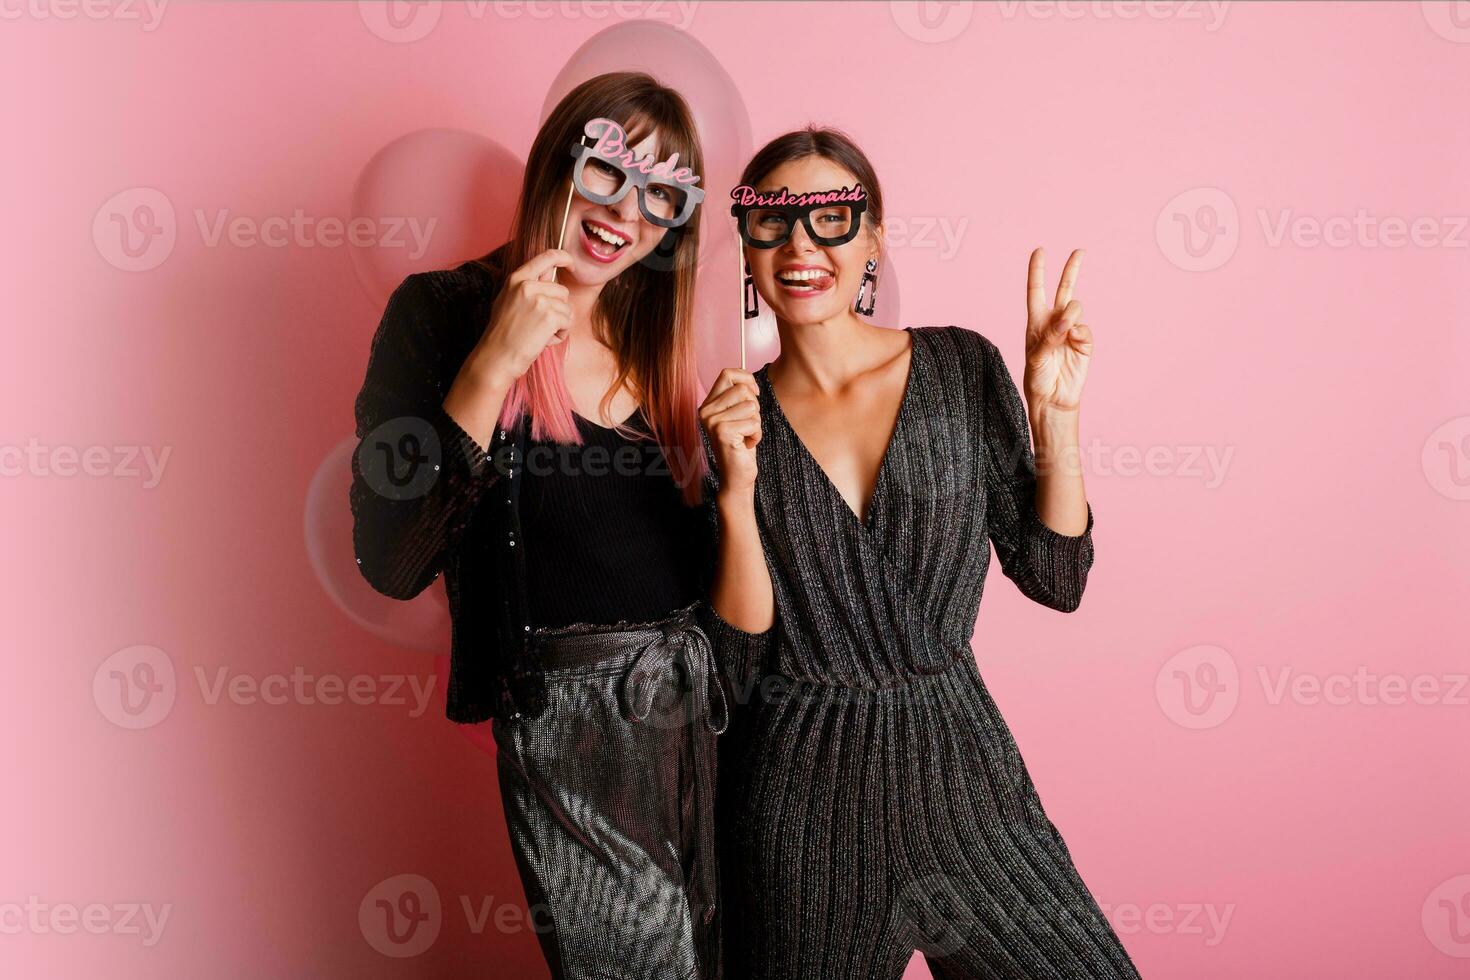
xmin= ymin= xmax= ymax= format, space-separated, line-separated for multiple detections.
xmin=581 ymin=220 xmax=629 ymax=261
xmin=776 ymin=268 xmax=835 ymax=294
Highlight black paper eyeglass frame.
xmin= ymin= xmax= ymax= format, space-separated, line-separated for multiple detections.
xmin=730 ymin=190 xmax=869 ymax=249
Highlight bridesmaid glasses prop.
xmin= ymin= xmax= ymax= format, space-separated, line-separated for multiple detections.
xmin=729 ymin=183 xmax=872 ymax=366
xmin=552 ymin=116 xmax=706 ymax=282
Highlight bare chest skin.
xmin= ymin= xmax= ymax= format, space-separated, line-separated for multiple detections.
xmin=563 ymin=331 xmax=639 ymax=426
xmin=770 ymin=333 xmax=913 ymax=524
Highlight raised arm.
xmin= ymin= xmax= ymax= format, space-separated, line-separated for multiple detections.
xmin=695 ymin=368 xmax=776 ymax=696
xmin=352 ymin=251 xmax=574 ymax=600
xmin=350 ymin=272 xmax=506 ymax=600
xmin=979 ymin=247 xmax=1098 ymax=612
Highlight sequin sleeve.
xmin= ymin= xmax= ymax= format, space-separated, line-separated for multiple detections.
xmin=976 ymin=330 xmax=1095 ymax=613
xmin=350 ymin=272 xmax=505 ymax=601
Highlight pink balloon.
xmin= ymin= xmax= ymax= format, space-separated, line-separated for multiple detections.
xmin=693 ymin=230 xmax=778 ymax=389
xmin=349 ymin=128 xmax=523 ymax=307
xmin=305 ymin=435 xmax=451 ymax=654
xmin=541 ymin=21 xmax=752 ymax=271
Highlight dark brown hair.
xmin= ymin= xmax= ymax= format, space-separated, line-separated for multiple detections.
xmin=474 ymin=71 xmax=706 ymax=503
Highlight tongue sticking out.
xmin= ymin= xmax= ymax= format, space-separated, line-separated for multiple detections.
xmin=780 ymin=272 xmax=835 ymax=291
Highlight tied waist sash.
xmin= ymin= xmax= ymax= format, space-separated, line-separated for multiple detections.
xmin=530 ymin=603 xmax=729 ymax=927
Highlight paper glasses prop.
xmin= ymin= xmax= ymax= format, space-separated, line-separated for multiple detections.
xmin=729 ymin=183 xmax=868 ymax=249
xmin=728 ymin=182 xmax=870 ymax=367
xmin=566 ymin=117 xmax=704 ymax=224
xmin=549 ymin=117 xmax=705 ymax=283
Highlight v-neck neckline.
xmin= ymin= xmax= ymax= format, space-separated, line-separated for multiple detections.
xmin=572 ymin=406 xmax=640 ymax=432
xmin=758 ymin=327 xmax=918 ymax=534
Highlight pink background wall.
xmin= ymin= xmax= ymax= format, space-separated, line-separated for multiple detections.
xmin=5 ymin=2 xmax=1469 ymax=977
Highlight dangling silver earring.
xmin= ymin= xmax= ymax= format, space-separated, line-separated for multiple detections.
xmin=743 ymin=257 xmax=760 ymax=318
xmin=855 ymin=257 xmax=878 ymax=316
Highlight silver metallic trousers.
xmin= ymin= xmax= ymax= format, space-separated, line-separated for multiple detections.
xmin=491 ymin=601 xmax=729 ymax=980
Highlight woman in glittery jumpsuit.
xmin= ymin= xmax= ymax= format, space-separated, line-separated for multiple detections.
xmin=696 ymin=127 xmax=1144 ymax=979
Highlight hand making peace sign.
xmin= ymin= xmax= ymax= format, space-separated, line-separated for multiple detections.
xmin=1024 ymin=247 xmax=1093 ymax=416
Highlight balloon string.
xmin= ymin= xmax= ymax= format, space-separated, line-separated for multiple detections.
xmin=551 ymin=181 xmax=575 ymax=284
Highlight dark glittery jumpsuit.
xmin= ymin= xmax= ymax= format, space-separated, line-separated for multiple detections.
xmin=697 ymin=325 xmax=1144 ymax=980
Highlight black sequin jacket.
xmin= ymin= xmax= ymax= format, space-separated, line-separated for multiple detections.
xmin=349 ymin=255 xmax=769 ymax=724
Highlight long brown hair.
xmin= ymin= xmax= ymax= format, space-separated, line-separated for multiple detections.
xmin=474 ymin=71 xmax=707 ymax=503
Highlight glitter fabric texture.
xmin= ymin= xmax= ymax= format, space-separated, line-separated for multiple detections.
xmin=493 ymin=601 xmax=728 ymax=980
xmin=698 ymin=326 xmax=1142 ymax=979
